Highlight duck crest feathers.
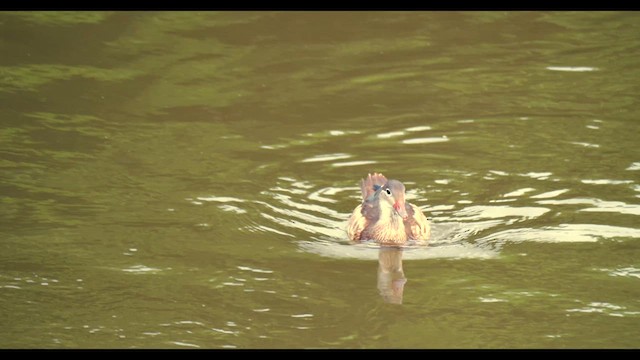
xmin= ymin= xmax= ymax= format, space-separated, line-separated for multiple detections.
xmin=360 ymin=172 xmax=388 ymax=200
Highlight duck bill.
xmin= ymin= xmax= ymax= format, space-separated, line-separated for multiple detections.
xmin=393 ymin=201 xmax=408 ymax=220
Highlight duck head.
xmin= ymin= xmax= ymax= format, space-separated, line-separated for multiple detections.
xmin=375 ymin=179 xmax=408 ymax=220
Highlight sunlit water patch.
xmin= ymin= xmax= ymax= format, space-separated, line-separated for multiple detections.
xmin=546 ymin=66 xmax=598 ymax=72
xmin=476 ymin=224 xmax=640 ymax=244
xmin=597 ymin=267 xmax=640 ymax=280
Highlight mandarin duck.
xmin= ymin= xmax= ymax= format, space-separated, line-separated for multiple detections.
xmin=347 ymin=173 xmax=431 ymax=245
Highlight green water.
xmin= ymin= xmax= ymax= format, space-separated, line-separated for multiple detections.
xmin=1 ymin=11 xmax=639 ymax=348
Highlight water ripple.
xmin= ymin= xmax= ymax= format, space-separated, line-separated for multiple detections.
xmin=503 ymin=188 xmax=536 ymax=197
xmin=121 ymin=265 xmax=162 ymax=274
xmin=570 ymin=141 xmax=600 ymax=148
xmin=301 ymin=153 xmax=352 ymax=163
xmin=537 ymin=198 xmax=640 ymax=216
xmin=546 ymin=66 xmax=598 ymax=72
xmin=298 ymin=239 xmax=498 ymax=260
xmin=530 ymin=189 xmax=569 ymax=199
xmin=377 ymin=131 xmax=405 ymax=138
xmin=405 ymin=125 xmax=432 ymax=132
xmin=454 ymin=205 xmax=550 ymax=221
xmin=237 ymin=266 xmax=273 ymax=274
xmin=597 ymin=267 xmax=640 ymax=280
xmin=402 ymin=136 xmax=449 ymax=144
xmin=477 ymin=224 xmax=640 ymax=244
xmin=626 ymin=162 xmax=640 ymax=171
xmin=581 ymin=179 xmax=634 ymax=185
xmin=566 ymin=302 xmax=639 ymax=318
xmin=332 ymin=160 xmax=377 ymax=167
xmin=170 ymin=341 xmax=200 ymax=348
xmin=519 ymin=172 xmax=552 ymax=180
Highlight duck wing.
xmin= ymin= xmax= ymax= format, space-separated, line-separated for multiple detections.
xmin=347 ymin=204 xmax=368 ymax=241
xmin=347 ymin=195 xmax=382 ymax=241
xmin=404 ymin=203 xmax=431 ymax=241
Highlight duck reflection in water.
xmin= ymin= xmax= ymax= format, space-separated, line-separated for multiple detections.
xmin=377 ymin=246 xmax=406 ymax=304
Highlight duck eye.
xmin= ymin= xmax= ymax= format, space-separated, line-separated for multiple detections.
xmin=385 ymin=188 xmax=392 ymax=196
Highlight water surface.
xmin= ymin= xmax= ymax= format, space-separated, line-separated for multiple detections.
xmin=1 ymin=11 xmax=639 ymax=348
